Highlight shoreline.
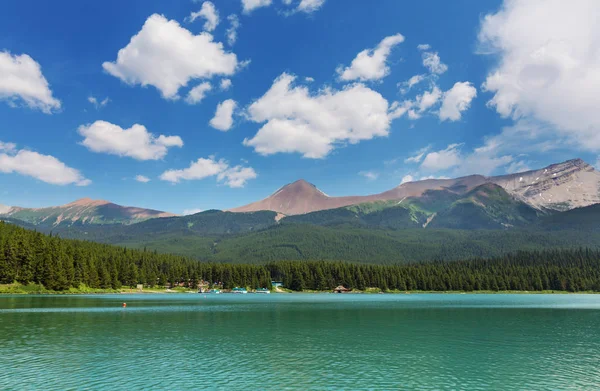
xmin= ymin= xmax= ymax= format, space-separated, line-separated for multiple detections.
xmin=0 ymin=284 xmax=597 ymax=295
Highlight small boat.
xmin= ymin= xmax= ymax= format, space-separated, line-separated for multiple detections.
xmin=255 ymin=288 xmax=271 ymax=294
xmin=231 ymin=287 xmax=248 ymax=294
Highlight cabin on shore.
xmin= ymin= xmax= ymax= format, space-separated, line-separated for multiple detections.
xmin=333 ymin=285 xmax=351 ymax=293
xmin=271 ymin=281 xmax=284 ymax=288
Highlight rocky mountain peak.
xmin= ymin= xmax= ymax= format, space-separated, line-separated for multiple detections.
xmin=491 ymin=158 xmax=600 ymax=211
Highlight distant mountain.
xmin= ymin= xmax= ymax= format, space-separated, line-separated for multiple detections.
xmin=230 ymin=159 xmax=600 ymax=215
xmin=0 ymin=198 xmax=175 ymax=228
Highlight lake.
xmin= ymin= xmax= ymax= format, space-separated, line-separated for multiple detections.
xmin=1 ymin=294 xmax=599 ymax=390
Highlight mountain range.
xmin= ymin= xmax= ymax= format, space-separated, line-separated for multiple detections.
xmin=0 ymin=198 xmax=174 ymax=228
xmin=230 ymin=158 xmax=600 ymax=215
xmin=2 ymin=158 xmax=600 ymax=263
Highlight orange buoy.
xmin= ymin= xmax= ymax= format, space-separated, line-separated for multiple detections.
xmin=122 ymin=302 xmax=127 ymax=308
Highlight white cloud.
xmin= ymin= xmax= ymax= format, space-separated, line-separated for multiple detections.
xmin=135 ymin=175 xmax=150 ymax=183
xmin=479 ymin=0 xmax=600 ymax=151
xmin=416 ymin=86 xmax=442 ymax=113
xmin=183 ymin=208 xmax=204 ymax=215
xmin=389 ymin=85 xmax=441 ymax=121
xmin=305 ymin=76 xmax=315 ymax=82
xmin=421 ymin=143 xmax=463 ymax=171
xmin=404 ymin=145 xmax=430 ymax=164
xmin=359 ymin=171 xmax=379 ymax=180
xmin=218 ymin=165 xmax=258 ymax=188
xmin=421 ymin=51 xmax=447 ymax=75
xmin=78 ymin=120 xmax=183 ymax=160
xmin=388 ymin=100 xmax=413 ymax=120
xmin=242 ymin=0 xmax=272 ymax=13
xmin=282 ymin=0 xmax=326 ymax=14
xmin=210 ymin=99 xmax=237 ymax=131
xmin=337 ymin=34 xmax=404 ymax=81
xmin=243 ymin=73 xmax=392 ymax=158
xmin=297 ymin=0 xmax=326 ymax=13
xmin=187 ymin=1 xmax=220 ymax=31
xmin=0 ymin=144 xmax=89 ymax=186
xmin=0 ymin=142 xmax=17 ymax=154
xmin=88 ymin=96 xmax=110 ymax=109
xmin=102 ymin=14 xmax=238 ymax=99
xmin=226 ymin=15 xmax=240 ymax=46
xmin=400 ymin=174 xmax=414 ymax=184
xmin=439 ymin=82 xmax=477 ymax=121
xmin=417 ymin=44 xmax=431 ymax=51
xmin=398 ymin=74 xmax=425 ymax=94
xmin=419 ymin=175 xmax=450 ymax=180
xmin=185 ymin=82 xmax=212 ymax=104
xmin=220 ymin=78 xmax=232 ymax=90
xmin=0 ymin=51 xmax=61 ymax=113
xmin=160 ymin=157 xmax=256 ymax=187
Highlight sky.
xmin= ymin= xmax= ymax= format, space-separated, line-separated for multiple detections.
xmin=1 ymin=0 xmax=599 ymax=214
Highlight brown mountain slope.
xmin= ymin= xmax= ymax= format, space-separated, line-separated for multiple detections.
xmin=229 ymin=176 xmax=490 ymax=215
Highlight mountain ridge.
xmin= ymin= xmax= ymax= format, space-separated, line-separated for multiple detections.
xmin=230 ymin=158 xmax=600 ymax=215
xmin=0 ymin=198 xmax=175 ymax=228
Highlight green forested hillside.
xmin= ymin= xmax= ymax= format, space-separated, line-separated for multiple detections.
xmin=113 ymin=224 xmax=600 ymax=264
xmin=1 ymin=222 xmax=599 ymax=292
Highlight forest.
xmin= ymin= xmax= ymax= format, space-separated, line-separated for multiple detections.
xmin=1 ymin=221 xmax=599 ymax=292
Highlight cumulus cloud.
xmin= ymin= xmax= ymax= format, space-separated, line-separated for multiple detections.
xmin=218 ymin=165 xmax=258 ymax=188
xmin=359 ymin=171 xmax=379 ymax=180
xmin=160 ymin=157 xmax=256 ymax=187
xmin=185 ymin=82 xmax=212 ymax=104
xmin=439 ymin=82 xmax=477 ymax=121
xmin=220 ymin=78 xmax=232 ymax=90
xmin=102 ymin=14 xmax=238 ymax=99
xmin=337 ymin=34 xmax=404 ymax=81
xmin=243 ymin=73 xmax=392 ymax=158
xmin=210 ymin=99 xmax=237 ymax=131
xmin=0 ymin=143 xmax=89 ymax=186
xmin=78 ymin=120 xmax=183 ymax=160
xmin=479 ymin=0 xmax=600 ymax=151
xmin=88 ymin=96 xmax=110 ymax=109
xmin=421 ymin=143 xmax=463 ymax=171
xmin=416 ymin=86 xmax=442 ymax=113
xmin=187 ymin=1 xmax=219 ymax=31
xmin=400 ymin=174 xmax=414 ymax=184
xmin=296 ymin=0 xmax=326 ymax=13
xmin=226 ymin=15 xmax=240 ymax=46
xmin=0 ymin=51 xmax=61 ymax=113
xmin=391 ymin=81 xmax=475 ymax=122
xmin=135 ymin=175 xmax=150 ymax=183
xmin=242 ymin=0 xmax=272 ymax=13
xmin=421 ymin=51 xmax=448 ymax=75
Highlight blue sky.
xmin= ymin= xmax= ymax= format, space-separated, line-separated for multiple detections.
xmin=1 ymin=0 xmax=598 ymax=214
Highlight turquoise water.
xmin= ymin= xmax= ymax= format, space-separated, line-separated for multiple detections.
xmin=1 ymin=294 xmax=599 ymax=390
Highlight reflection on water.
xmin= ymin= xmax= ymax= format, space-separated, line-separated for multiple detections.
xmin=1 ymin=294 xmax=599 ymax=390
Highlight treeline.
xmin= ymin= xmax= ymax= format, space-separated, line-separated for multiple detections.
xmin=1 ymin=222 xmax=599 ymax=292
